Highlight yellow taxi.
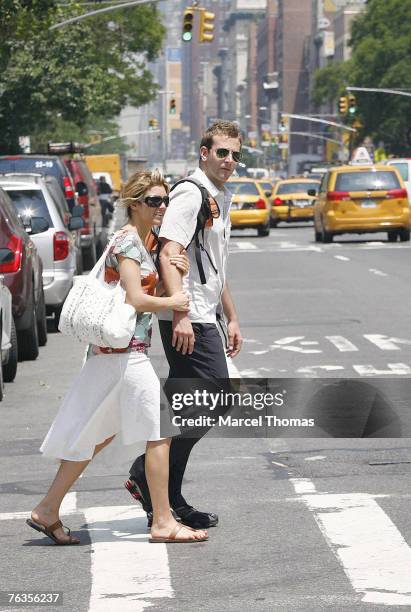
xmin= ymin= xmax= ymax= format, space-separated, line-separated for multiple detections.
xmin=271 ymin=178 xmax=320 ymax=226
xmin=228 ymin=178 xmax=271 ymax=237
xmin=312 ymin=164 xmax=410 ymax=243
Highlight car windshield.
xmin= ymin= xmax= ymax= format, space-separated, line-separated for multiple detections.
xmin=277 ymin=182 xmax=319 ymax=194
xmin=229 ymin=182 xmax=259 ymax=195
xmin=335 ymin=171 xmax=401 ymax=191
xmin=5 ymin=189 xmax=53 ymax=227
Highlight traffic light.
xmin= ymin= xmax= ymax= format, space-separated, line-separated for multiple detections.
xmin=199 ymin=8 xmax=215 ymax=43
xmin=338 ymin=96 xmax=348 ymax=115
xmin=348 ymin=94 xmax=357 ymax=115
xmin=182 ymin=7 xmax=195 ymax=42
xmin=169 ymin=98 xmax=177 ymax=115
xmin=148 ymin=117 xmax=158 ymax=130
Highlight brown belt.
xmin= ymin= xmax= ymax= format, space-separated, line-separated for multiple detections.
xmin=98 ymin=346 xmax=129 ymax=354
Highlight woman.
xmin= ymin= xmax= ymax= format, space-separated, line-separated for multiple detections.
xmin=27 ymin=170 xmax=208 ymax=545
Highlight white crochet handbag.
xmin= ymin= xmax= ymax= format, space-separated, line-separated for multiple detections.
xmin=58 ymin=233 xmax=136 ymax=348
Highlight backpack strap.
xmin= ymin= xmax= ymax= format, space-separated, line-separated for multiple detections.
xmin=169 ymin=177 xmax=217 ymax=284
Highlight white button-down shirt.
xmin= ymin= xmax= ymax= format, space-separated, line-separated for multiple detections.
xmin=158 ymin=167 xmax=232 ymax=323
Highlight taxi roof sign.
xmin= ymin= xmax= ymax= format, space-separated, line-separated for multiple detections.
xmin=350 ymin=146 xmax=373 ymax=165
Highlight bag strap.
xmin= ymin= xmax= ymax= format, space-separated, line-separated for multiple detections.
xmin=87 ymin=232 xmax=120 ymax=280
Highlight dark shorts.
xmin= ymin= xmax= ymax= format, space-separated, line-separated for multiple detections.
xmin=158 ymin=320 xmax=231 ymax=437
xmin=158 ymin=320 xmax=229 ymax=380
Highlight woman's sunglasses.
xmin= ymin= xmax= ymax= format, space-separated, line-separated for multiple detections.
xmin=214 ymin=148 xmax=242 ymax=163
xmin=143 ymin=195 xmax=169 ymax=208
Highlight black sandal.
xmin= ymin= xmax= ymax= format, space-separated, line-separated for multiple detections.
xmin=26 ymin=518 xmax=80 ymax=545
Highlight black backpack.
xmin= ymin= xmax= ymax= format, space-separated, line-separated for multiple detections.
xmin=152 ymin=177 xmax=220 ymax=284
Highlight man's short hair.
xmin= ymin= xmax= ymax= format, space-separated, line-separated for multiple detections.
xmin=200 ymin=120 xmax=242 ymax=150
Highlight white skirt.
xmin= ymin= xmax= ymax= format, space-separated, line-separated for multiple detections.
xmin=40 ymin=351 xmax=163 ymax=461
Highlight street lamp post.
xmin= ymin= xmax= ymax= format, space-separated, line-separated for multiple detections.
xmin=346 ymin=87 xmax=411 ymax=99
xmin=50 ymin=0 xmax=160 ymax=30
xmin=281 ymin=113 xmax=357 ymax=133
xmin=157 ymin=90 xmax=175 ymax=175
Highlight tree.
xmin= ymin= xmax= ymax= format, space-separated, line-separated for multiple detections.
xmin=312 ymin=0 xmax=411 ymax=154
xmin=0 ymin=1 xmax=166 ymax=152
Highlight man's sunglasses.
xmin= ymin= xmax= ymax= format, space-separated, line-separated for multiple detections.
xmin=143 ymin=195 xmax=169 ymax=208
xmin=214 ymin=148 xmax=242 ymax=163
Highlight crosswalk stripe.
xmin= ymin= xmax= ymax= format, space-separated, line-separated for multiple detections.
xmin=236 ymin=241 xmax=257 ymax=250
xmin=0 ymin=492 xmax=77 ymax=521
xmin=84 ymin=505 xmax=173 ymax=611
xmin=364 ymin=334 xmax=402 ymax=350
xmin=353 ymin=363 xmax=411 ymax=376
xmin=369 ymin=268 xmax=388 ymax=277
xmin=290 ymin=478 xmax=411 ymax=606
xmin=325 ymin=336 xmax=359 ymax=352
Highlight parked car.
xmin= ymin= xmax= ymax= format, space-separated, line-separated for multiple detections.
xmin=0 ymin=172 xmax=84 ymax=274
xmin=271 ymin=178 xmax=320 ymax=226
xmin=0 ymin=154 xmax=76 ymax=211
xmin=64 ymin=158 xmax=107 ymax=270
xmin=0 ymin=177 xmax=84 ymax=330
xmin=227 ymin=178 xmax=271 ymax=237
xmin=312 ymin=164 xmax=410 ymax=243
xmin=0 ymin=187 xmax=47 ymax=360
xmin=0 ymin=279 xmax=18 ymax=398
xmin=384 ymin=159 xmax=411 ymax=202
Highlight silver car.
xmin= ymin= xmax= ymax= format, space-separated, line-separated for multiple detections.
xmin=0 ymin=176 xmax=83 ymax=329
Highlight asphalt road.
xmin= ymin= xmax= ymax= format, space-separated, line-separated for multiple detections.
xmin=1 ymin=222 xmax=411 ymax=612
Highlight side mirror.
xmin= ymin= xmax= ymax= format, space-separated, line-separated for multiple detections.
xmin=307 ymin=189 xmax=317 ymax=196
xmin=265 ymin=191 xmax=272 ymax=198
xmin=76 ymin=181 xmax=88 ymax=196
xmin=71 ymin=205 xmax=84 ymax=218
xmin=0 ymin=247 xmax=14 ymax=264
xmin=27 ymin=216 xmax=50 ymax=234
xmin=68 ymin=216 xmax=84 ymax=231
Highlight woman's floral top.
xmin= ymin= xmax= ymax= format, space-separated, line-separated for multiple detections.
xmin=92 ymin=229 xmax=158 ymax=355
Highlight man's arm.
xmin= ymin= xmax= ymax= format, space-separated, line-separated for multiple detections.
xmin=159 ymin=239 xmax=195 ymax=355
xmin=220 ymin=282 xmax=243 ymax=358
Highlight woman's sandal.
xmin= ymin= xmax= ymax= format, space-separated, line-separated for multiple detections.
xmin=26 ymin=518 xmax=80 ymax=545
xmin=149 ymin=523 xmax=208 ymax=544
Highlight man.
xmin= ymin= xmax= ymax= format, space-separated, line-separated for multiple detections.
xmin=126 ymin=120 xmax=243 ymax=528
xmin=97 ymin=175 xmax=113 ymax=227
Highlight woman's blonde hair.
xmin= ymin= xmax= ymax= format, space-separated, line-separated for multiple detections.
xmin=117 ymin=169 xmax=169 ymax=218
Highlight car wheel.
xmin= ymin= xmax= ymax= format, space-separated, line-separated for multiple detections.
xmin=399 ymin=228 xmax=410 ymax=242
xmin=36 ymin=288 xmax=47 ymax=347
xmin=82 ymin=241 xmax=97 ymax=271
xmin=3 ymin=317 xmax=18 ymax=383
xmin=387 ymin=230 xmax=398 ymax=242
xmin=17 ymin=293 xmax=39 ymax=361
xmin=257 ymin=223 xmax=270 ymax=237
xmin=322 ymin=229 xmax=333 ymax=243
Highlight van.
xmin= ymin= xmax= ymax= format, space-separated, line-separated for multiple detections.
xmin=64 ymin=158 xmax=107 ymax=270
xmin=0 ymin=155 xmax=76 ymax=210
xmin=384 ymin=159 xmax=411 ymax=202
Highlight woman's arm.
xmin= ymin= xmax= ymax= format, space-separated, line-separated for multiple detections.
xmin=119 ymin=256 xmax=189 ymax=313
